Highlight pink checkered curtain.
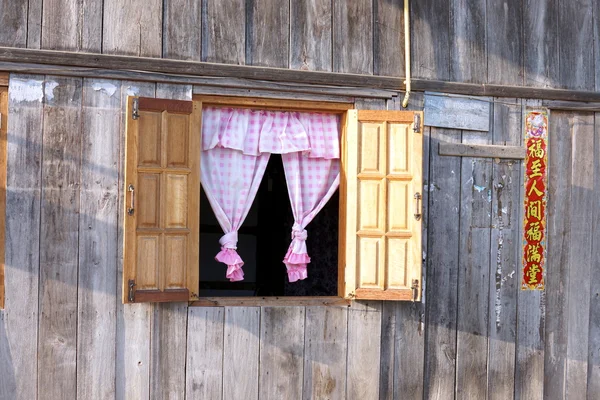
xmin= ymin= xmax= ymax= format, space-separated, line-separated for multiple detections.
xmin=201 ymin=107 xmax=340 ymax=282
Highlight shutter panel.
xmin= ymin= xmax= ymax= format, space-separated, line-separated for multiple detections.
xmin=123 ymin=97 xmax=200 ymax=303
xmin=342 ymin=110 xmax=423 ymax=301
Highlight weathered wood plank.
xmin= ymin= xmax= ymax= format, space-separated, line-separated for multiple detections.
xmin=0 ymin=87 xmax=6 ymax=310
xmin=486 ymin=0 xmax=523 ymax=85
xmin=115 ymin=81 xmax=155 ymax=400
xmin=455 ymin=127 xmax=492 ymax=400
xmin=223 ymin=307 xmax=260 ymax=400
xmin=202 ymin=0 xmax=245 ymax=64
xmin=373 ymin=0 xmax=404 ymax=77
xmin=411 ymin=0 xmax=450 ymax=80
xmin=192 ymin=85 xmax=354 ymax=104
xmin=0 ymin=74 xmax=44 ymax=400
xmin=303 ymin=306 xmax=347 ymax=400
xmin=27 ymin=0 xmax=43 ymax=49
xmin=41 ymin=0 xmax=102 ymax=52
xmin=565 ymin=113 xmax=594 ymax=400
xmin=246 ymin=0 xmax=289 ymax=68
xmin=543 ymin=101 xmax=600 ymax=112
xmin=439 ymin=143 xmax=525 ymax=160
xmin=543 ymin=111 xmax=572 ymax=400
xmin=76 ymin=78 xmax=120 ymax=400
xmin=259 ymin=307 xmax=305 ymax=400
xmin=347 ymin=301 xmax=382 ymax=400
xmin=290 ymin=0 xmax=332 ymax=72
xmin=523 ymin=0 xmax=558 ymax=87
xmin=0 ymin=1 xmax=28 ymax=47
xmin=424 ymin=93 xmax=490 ymax=131
xmin=424 ymin=127 xmax=461 ymax=400
xmin=379 ymin=302 xmax=396 ymax=400
xmin=102 ymin=0 xmax=162 ymax=57
xmin=558 ymin=0 xmax=594 ymax=91
xmin=186 ymin=307 xmax=224 ymax=400
xmin=333 ymin=0 xmax=373 ymax=74
xmin=487 ymin=99 xmax=521 ymax=400
xmin=37 ymin=75 xmax=82 ymax=400
xmin=449 ymin=0 xmax=486 ymax=83
xmin=163 ymin=0 xmax=201 ymax=60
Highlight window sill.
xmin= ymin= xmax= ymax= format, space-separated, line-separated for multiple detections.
xmin=189 ymin=296 xmax=351 ymax=307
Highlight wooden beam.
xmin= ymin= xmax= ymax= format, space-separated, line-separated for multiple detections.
xmin=439 ymin=142 xmax=525 ymax=159
xmin=190 ymin=296 xmax=351 ymax=307
xmin=542 ymin=100 xmax=600 ymax=112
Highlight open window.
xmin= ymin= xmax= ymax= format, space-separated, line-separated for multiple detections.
xmin=122 ymin=96 xmax=423 ymax=304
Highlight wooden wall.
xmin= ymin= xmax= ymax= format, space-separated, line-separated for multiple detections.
xmin=0 ymin=0 xmax=598 ymax=90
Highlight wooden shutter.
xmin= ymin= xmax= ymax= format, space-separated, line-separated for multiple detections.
xmin=123 ymin=97 xmax=201 ymax=303
xmin=341 ymin=110 xmax=423 ymax=301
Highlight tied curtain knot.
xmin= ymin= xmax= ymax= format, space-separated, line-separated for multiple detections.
xmin=283 ymin=222 xmax=310 ymax=282
xmin=215 ymin=231 xmax=244 ymax=282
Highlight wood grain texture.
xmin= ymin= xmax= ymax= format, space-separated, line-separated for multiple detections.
xmin=102 ymin=0 xmax=162 ymax=57
xmin=163 ymin=0 xmax=201 ymax=60
xmin=558 ymin=0 xmax=594 ymax=91
xmin=246 ymin=0 xmax=289 ymax=68
xmin=0 ymin=1 xmax=28 ymax=47
xmin=0 ymin=87 xmax=6 ymax=310
xmin=185 ymin=307 xmax=224 ymax=400
xmin=290 ymin=0 xmax=332 ymax=72
xmin=379 ymin=302 xmax=397 ymax=400
xmin=303 ymin=306 xmax=347 ymax=400
xmin=223 ymin=307 xmax=260 ymax=400
xmin=374 ymin=0 xmax=404 ymax=77
xmin=487 ymin=99 xmax=521 ymax=400
xmin=424 ymin=127 xmax=461 ymax=400
xmin=333 ymin=0 xmax=373 ymax=74
xmin=76 ymin=78 xmax=120 ymax=400
xmin=523 ymin=0 xmax=559 ymax=88
xmin=424 ymin=93 xmax=491 ymax=132
xmin=411 ymin=0 xmax=450 ymax=80
xmin=41 ymin=0 xmax=102 ymax=52
xmin=202 ymin=0 xmax=245 ymax=64
xmin=0 ymin=74 xmax=44 ymax=400
xmin=37 ymin=75 xmax=82 ymax=400
xmin=347 ymin=301 xmax=382 ymax=400
xmin=486 ymin=0 xmax=523 ymax=85
xmin=259 ymin=307 xmax=305 ymax=400
xmin=449 ymin=0 xmax=487 ymax=83
xmin=439 ymin=143 xmax=525 ymax=159
xmin=27 ymin=0 xmax=43 ymax=49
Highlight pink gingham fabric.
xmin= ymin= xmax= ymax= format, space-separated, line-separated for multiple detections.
xmin=201 ymin=106 xmax=340 ymax=282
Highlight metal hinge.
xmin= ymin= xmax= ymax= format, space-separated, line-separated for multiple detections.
xmin=411 ymin=279 xmax=420 ymax=302
xmin=128 ymin=279 xmax=136 ymax=302
xmin=413 ymin=113 xmax=421 ymax=133
xmin=132 ymin=98 xmax=139 ymax=120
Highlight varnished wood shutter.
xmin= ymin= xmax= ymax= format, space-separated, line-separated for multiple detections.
xmin=123 ymin=97 xmax=200 ymax=303
xmin=341 ymin=110 xmax=423 ymax=301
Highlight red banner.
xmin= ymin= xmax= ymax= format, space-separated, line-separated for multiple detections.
xmin=522 ymin=110 xmax=548 ymax=290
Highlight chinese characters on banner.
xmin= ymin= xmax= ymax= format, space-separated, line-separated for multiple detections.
xmin=522 ymin=110 xmax=548 ymax=290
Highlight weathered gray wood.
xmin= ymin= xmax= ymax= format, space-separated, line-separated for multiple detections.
xmin=259 ymin=307 xmax=305 ymax=400
xmin=37 ymin=75 xmax=82 ymax=400
xmin=163 ymin=0 xmax=201 ymax=60
xmin=543 ymin=111 xmax=572 ymax=400
xmin=102 ymin=0 xmax=162 ymax=57
xmin=193 ymin=85 xmax=354 ymax=103
xmin=290 ymin=0 xmax=332 ymax=72
xmin=202 ymin=0 xmax=245 ymax=64
xmin=379 ymin=302 xmax=396 ymax=400
xmin=185 ymin=307 xmax=224 ymax=400
xmin=424 ymin=127 xmax=461 ymax=400
xmin=449 ymin=0 xmax=486 ymax=83
xmin=411 ymin=0 xmax=450 ymax=80
xmin=543 ymin=101 xmax=600 ymax=112
xmin=115 ymin=81 xmax=155 ymax=400
xmin=333 ymin=0 xmax=373 ymax=74
xmin=303 ymin=306 xmax=347 ymax=400
xmin=486 ymin=0 xmax=523 ymax=85
xmin=246 ymin=0 xmax=289 ymax=68
xmin=373 ymin=0 xmax=404 ymax=77
xmin=558 ymin=0 xmax=595 ymax=91
xmin=523 ymin=0 xmax=558 ymax=87
xmin=41 ymin=0 xmax=102 ymax=52
xmin=347 ymin=301 xmax=382 ymax=400
xmin=455 ymin=127 xmax=492 ymax=400
xmin=439 ymin=143 xmax=525 ymax=160
xmin=0 ymin=74 xmax=44 ymax=400
xmin=0 ymin=1 xmax=28 ymax=47
xmin=27 ymin=0 xmax=43 ymax=49
xmin=223 ymin=307 xmax=260 ymax=400
xmin=487 ymin=99 xmax=521 ymax=400
xmin=596 ymin=2 xmax=600 ymax=93
xmin=424 ymin=93 xmax=490 ymax=131
xmin=394 ymin=303 xmax=425 ymax=399
xmin=76 ymin=78 xmax=120 ymax=400
xmin=565 ymin=113 xmax=594 ymax=399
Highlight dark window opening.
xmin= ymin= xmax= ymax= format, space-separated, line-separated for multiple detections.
xmin=199 ymin=155 xmax=339 ymax=297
